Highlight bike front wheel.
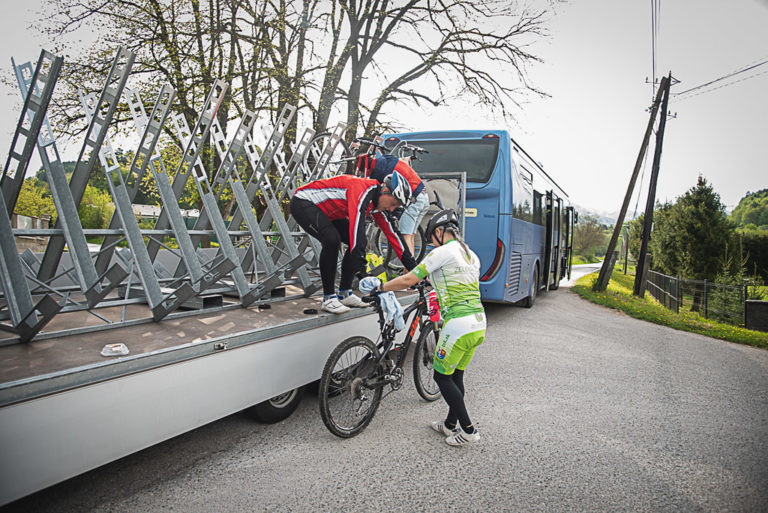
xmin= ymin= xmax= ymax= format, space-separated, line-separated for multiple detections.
xmin=413 ymin=323 xmax=441 ymax=401
xmin=319 ymin=336 xmax=384 ymax=438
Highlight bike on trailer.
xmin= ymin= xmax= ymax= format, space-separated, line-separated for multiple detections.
xmin=318 ymin=281 xmax=441 ymax=438
xmin=303 ymin=133 xmax=429 ymax=180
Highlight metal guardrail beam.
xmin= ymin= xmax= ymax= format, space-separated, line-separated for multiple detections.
xmin=37 ymin=47 xmax=135 ymax=284
xmin=0 ymin=188 xmax=63 ymax=341
xmin=233 ymin=111 xmax=318 ymax=295
xmin=94 ymin=85 xmax=172 ymax=275
xmin=0 ymin=42 xmax=338 ymax=341
xmin=2 ymin=51 xmax=62 ymax=215
xmin=184 ymin=112 xmax=267 ymax=306
xmin=147 ymin=80 xmax=227 ymax=261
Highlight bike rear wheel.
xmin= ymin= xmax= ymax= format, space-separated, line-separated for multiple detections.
xmin=319 ymin=336 xmax=384 ymax=438
xmin=413 ymin=323 xmax=441 ymax=401
xmin=376 ymin=225 xmax=426 ymax=271
xmin=304 ymin=132 xmax=352 ymax=178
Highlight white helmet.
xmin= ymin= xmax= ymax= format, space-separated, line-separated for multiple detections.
xmin=383 ymin=170 xmax=411 ymax=205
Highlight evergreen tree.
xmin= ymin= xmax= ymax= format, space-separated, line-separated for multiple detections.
xmin=650 ymin=176 xmax=734 ymax=280
xmin=647 ymin=202 xmax=680 ymax=275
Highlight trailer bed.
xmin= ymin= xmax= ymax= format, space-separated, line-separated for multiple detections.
xmin=0 ymin=291 xmax=414 ymax=505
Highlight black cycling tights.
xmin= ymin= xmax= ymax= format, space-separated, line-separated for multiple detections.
xmin=434 ymin=369 xmax=472 ymax=432
xmin=290 ymin=197 xmax=355 ymax=296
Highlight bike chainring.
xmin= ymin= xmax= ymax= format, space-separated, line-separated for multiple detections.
xmin=389 ymin=367 xmax=404 ymax=391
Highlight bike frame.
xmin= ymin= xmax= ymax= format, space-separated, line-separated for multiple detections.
xmin=361 ymin=283 xmax=436 ymax=390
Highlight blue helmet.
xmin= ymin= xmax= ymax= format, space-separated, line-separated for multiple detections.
xmin=383 ymin=170 xmax=411 ymax=205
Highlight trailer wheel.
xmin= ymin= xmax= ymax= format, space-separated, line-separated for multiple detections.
xmin=245 ymin=386 xmax=304 ymax=424
xmin=523 ymin=267 xmax=539 ymax=308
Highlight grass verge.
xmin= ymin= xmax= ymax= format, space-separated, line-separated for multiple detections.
xmin=572 ymin=270 xmax=768 ymax=350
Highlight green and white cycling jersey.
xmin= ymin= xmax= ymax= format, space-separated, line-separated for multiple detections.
xmin=412 ymin=239 xmax=484 ymax=321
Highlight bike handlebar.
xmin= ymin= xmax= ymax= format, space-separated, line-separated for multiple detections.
xmin=355 ymin=137 xmax=388 ymax=152
xmin=362 ymin=279 xmax=429 ymax=301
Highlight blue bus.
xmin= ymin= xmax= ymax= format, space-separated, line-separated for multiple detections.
xmin=384 ymin=130 xmax=575 ymax=307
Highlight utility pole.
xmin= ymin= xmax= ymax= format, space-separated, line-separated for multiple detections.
xmin=623 ymin=224 xmax=629 ymax=274
xmin=593 ymin=75 xmax=669 ymax=292
xmin=633 ymin=73 xmax=672 ymax=297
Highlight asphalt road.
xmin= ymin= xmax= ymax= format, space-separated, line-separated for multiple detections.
xmin=5 ymin=266 xmax=768 ymax=512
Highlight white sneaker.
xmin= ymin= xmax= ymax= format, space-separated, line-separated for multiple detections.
xmin=445 ymin=428 xmax=480 ymax=446
xmin=430 ymin=420 xmax=459 ymax=437
xmin=322 ymin=297 xmax=351 ymax=314
xmin=340 ymin=294 xmax=368 ymax=308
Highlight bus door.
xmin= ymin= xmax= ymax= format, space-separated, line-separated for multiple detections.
xmin=552 ymin=197 xmax=563 ymax=288
xmin=544 ymin=191 xmax=554 ymax=291
xmin=563 ymin=206 xmax=576 ymax=280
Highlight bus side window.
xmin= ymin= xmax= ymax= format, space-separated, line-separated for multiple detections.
xmin=514 ymin=165 xmax=533 ymax=222
xmin=533 ymin=191 xmax=543 ymax=226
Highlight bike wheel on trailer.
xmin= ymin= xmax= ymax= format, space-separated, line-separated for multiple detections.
xmin=319 ymin=336 xmax=384 ymax=438
xmin=376 ymin=225 xmax=426 ymax=271
xmin=304 ymin=132 xmax=352 ymax=178
xmin=412 ymin=323 xmax=441 ymax=401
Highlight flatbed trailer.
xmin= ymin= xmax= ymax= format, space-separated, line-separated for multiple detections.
xmin=0 ymin=47 xmax=415 ymax=506
xmin=0 ymin=291 xmax=399 ymax=505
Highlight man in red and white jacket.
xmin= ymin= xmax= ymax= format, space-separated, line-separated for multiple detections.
xmin=290 ymin=171 xmax=416 ymax=314
xmin=357 ymin=154 xmax=428 ymax=257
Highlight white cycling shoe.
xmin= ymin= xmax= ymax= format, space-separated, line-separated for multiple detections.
xmin=445 ymin=428 xmax=480 ymax=446
xmin=322 ymin=297 xmax=351 ymax=314
xmin=430 ymin=420 xmax=459 ymax=437
xmin=340 ymin=294 xmax=368 ymax=308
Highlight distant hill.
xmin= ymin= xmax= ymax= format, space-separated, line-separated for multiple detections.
xmin=730 ymin=189 xmax=768 ymax=230
xmin=573 ymin=204 xmax=625 ymax=227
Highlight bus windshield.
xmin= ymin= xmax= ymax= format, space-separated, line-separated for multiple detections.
xmin=391 ymin=138 xmax=499 ymax=183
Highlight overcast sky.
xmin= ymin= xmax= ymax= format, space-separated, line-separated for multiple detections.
xmin=2 ymin=0 xmax=766 ymax=216
xmin=412 ymin=0 xmax=768 ymax=215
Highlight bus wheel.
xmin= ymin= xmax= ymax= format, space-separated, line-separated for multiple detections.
xmin=245 ymin=386 xmax=305 ymax=424
xmin=523 ymin=267 xmax=538 ymax=308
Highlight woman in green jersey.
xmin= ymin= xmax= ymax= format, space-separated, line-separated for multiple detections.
xmin=379 ymin=209 xmax=486 ymax=446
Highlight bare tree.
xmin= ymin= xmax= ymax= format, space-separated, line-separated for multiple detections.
xmin=311 ymin=0 xmax=548 ymax=139
xmin=34 ymin=0 xmax=552 ymax=149
xmin=363 ymin=1 xmax=547 ymax=136
xmin=40 ymin=0 xmax=297 ymax=141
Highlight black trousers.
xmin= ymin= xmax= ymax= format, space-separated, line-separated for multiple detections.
xmin=290 ymin=197 xmax=365 ymax=296
xmin=434 ymin=369 xmax=471 ymax=431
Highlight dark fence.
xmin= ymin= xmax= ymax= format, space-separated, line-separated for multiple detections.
xmin=646 ymin=270 xmax=750 ymax=326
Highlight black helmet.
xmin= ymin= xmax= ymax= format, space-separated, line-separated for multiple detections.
xmin=425 ymin=209 xmax=460 ymax=242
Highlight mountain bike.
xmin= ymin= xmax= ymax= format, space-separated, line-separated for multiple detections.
xmin=318 ymin=281 xmax=441 ymax=438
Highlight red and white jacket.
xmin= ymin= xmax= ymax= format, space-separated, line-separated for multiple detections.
xmin=294 ymin=175 xmax=416 ymax=270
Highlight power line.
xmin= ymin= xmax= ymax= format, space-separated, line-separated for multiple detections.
xmin=670 ymin=69 xmax=768 ymax=103
xmin=672 ymin=58 xmax=768 ymax=97
xmin=650 ymin=0 xmax=659 ymax=98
